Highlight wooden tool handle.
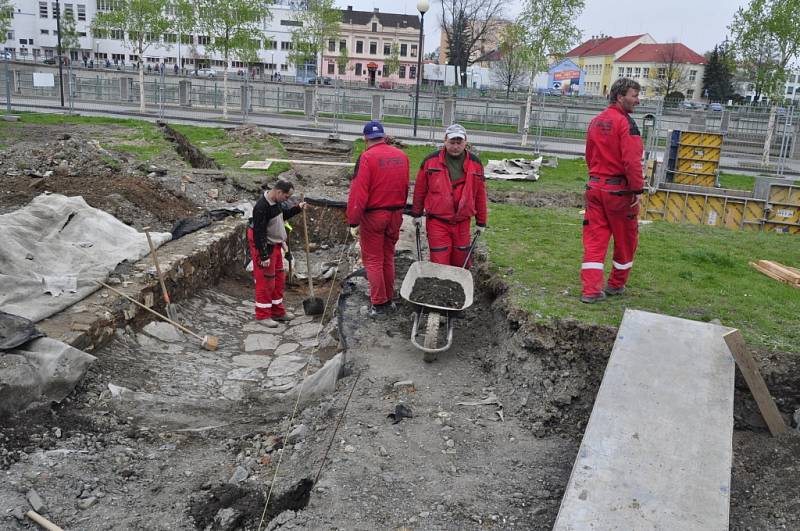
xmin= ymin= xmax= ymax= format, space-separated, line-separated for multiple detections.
xmin=144 ymin=229 xmax=171 ymax=305
xmin=300 ymin=193 xmax=315 ymax=297
xmin=95 ymin=280 xmax=203 ymax=342
xmin=26 ymin=510 xmax=64 ymax=531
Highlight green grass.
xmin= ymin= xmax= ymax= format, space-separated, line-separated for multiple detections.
xmin=719 ymin=172 xmax=757 ymax=191
xmin=171 ymin=124 xmax=290 ymax=177
xmin=484 ymin=203 xmax=800 ymax=351
xmin=352 ymin=139 xmax=587 ymax=193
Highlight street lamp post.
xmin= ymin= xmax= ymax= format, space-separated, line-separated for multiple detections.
xmin=412 ymin=0 xmax=429 ymax=137
xmin=55 ymin=0 xmax=65 ymax=107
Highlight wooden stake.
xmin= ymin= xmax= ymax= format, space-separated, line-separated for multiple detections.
xmin=26 ymin=510 xmax=64 ymax=531
xmin=723 ymin=329 xmax=787 ymax=436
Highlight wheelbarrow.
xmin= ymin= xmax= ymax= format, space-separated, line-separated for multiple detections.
xmin=399 ymin=224 xmax=480 ymax=362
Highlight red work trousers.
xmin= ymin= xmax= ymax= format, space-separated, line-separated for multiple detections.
xmin=247 ymin=228 xmax=286 ymax=320
xmin=426 ymin=217 xmax=472 ymax=267
xmin=581 ymin=188 xmax=639 ymax=297
xmin=359 ymin=210 xmax=403 ymax=305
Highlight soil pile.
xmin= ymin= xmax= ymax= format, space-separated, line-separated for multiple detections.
xmin=409 ymin=277 xmax=466 ymax=308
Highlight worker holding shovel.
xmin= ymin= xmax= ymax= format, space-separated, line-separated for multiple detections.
xmin=347 ymin=121 xmax=410 ymax=317
xmin=248 ymin=179 xmax=306 ymax=326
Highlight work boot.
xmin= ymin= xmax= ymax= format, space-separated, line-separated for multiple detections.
xmin=272 ymin=312 xmax=295 ymax=322
xmin=258 ymin=318 xmax=280 ymax=328
xmin=604 ymin=285 xmax=626 ymax=296
xmin=580 ymin=292 xmax=607 ymax=304
xmin=368 ymin=304 xmax=384 ymax=317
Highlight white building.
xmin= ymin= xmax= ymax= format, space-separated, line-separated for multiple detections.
xmin=0 ymin=0 xmax=311 ymax=78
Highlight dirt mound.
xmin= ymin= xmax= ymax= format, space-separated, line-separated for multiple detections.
xmin=489 ymin=190 xmax=583 ymax=208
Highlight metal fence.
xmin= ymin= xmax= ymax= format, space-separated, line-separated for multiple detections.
xmin=1 ymin=61 xmax=797 ymax=171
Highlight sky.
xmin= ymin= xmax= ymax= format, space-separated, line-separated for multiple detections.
xmin=336 ymin=0 xmax=750 ymax=56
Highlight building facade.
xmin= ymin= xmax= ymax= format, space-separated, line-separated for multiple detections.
xmin=614 ymin=43 xmax=706 ymax=100
xmin=323 ymin=7 xmax=421 ymax=87
xmin=0 ymin=0 xmax=310 ymax=78
xmin=566 ymin=34 xmax=655 ymax=97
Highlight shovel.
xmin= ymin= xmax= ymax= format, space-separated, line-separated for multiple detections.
xmin=144 ymin=227 xmax=178 ymax=322
xmin=300 ymin=195 xmax=324 ymax=316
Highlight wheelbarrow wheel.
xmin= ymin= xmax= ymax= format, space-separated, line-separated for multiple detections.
xmin=423 ymin=312 xmax=440 ymax=362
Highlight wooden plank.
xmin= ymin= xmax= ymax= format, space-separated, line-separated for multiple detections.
xmin=554 ymin=310 xmax=735 ymax=530
xmin=240 ymin=160 xmax=272 ymax=170
xmin=242 ymin=158 xmax=354 ymax=168
xmin=722 ymin=329 xmax=787 ymax=436
xmin=749 ymin=262 xmax=800 ymax=288
xmin=760 ymin=260 xmax=800 ymax=283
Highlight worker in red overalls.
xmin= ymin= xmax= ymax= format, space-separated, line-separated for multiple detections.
xmin=347 ymin=121 xmax=410 ymax=316
xmin=248 ymin=179 xmax=306 ymax=325
xmin=581 ymin=78 xmax=645 ymax=303
xmin=411 ymin=124 xmax=487 ymax=268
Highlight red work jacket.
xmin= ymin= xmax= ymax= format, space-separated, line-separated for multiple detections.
xmin=585 ymin=105 xmax=644 ymax=192
xmin=346 ymin=141 xmax=410 ymax=226
xmin=411 ymin=149 xmax=488 ymax=226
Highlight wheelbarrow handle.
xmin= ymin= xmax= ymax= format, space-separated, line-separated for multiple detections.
xmin=415 ymin=222 xmax=422 ymax=262
xmin=461 ymin=230 xmax=482 ymax=269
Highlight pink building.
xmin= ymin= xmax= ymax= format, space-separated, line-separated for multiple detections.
xmin=323 ymin=7 xmax=421 ymax=87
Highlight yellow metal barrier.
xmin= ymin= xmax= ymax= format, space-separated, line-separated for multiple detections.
xmin=678 ymin=131 xmax=724 ymax=148
xmin=673 ymin=173 xmax=716 ymax=187
xmin=676 ymin=159 xmax=718 ymax=175
xmin=677 ymin=145 xmax=722 ymax=162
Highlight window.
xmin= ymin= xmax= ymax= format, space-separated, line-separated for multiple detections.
xmin=790 ymin=74 xmax=797 ymax=83
xmin=383 ymin=43 xmax=391 ymax=55
xmin=689 ymin=69 xmax=697 ymax=82
xmin=97 ymin=0 xmax=114 ymax=12
xmin=355 ymin=63 xmax=362 ymax=76
xmin=163 ymin=34 xmax=176 ymax=43
xmin=327 ymin=62 xmax=334 ymax=74
xmin=371 ymin=22 xmax=377 ymax=32
xmin=409 ymin=65 xmax=416 ymax=79
xmin=41 ymin=29 xmax=50 ymax=35
xmin=399 ymin=65 xmax=406 ymax=79
xmin=411 ymin=44 xmax=417 ymax=57
xmin=263 ymin=39 xmax=276 ymax=49
xmin=369 ymin=42 xmax=376 ymax=54
xmin=197 ymin=35 xmax=210 ymax=45
xmin=657 ymin=67 xmax=665 ymax=79
xmin=356 ymin=41 xmax=363 ymax=53
xmin=182 ymin=34 xmax=193 ymax=45
xmin=280 ymin=64 xmax=288 ymax=71
xmin=328 ymin=40 xmax=335 ymax=52
xmin=281 ymin=41 xmax=292 ymax=50
xmin=788 ymin=86 xmax=795 ymax=95
xmin=617 ymin=67 xmax=624 ymax=78
xmin=19 ymin=38 xmax=28 ymax=45
xmin=52 ymin=2 xmax=59 ymax=17
xmin=642 ymin=67 xmax=649 ymax=79
xmin=625 ymin=67 xmax=632 ymax=76
xmin=400 ymin=44 xmax=407 ymax=56
xmin=40 ymin=2 xmax=48 ymax=17
xmin=339 ymin=40 xmax=346 ymax=51
xmin=687 ymin=89 xmax=695 ymax=98
xmin=77 ymin=4 xmax=86 ymax=21
xmin=64 ymin=3 xmax=74 ymax=19
xmin=280 ymin=19 xmax=302 ymax=27
xmin=78 ymin=31 xmax=86 ymax=37
xmin=111 ymin=29 xmax=124 ymax=40
xmin=634 ymin=67 xmax=640 ymax=78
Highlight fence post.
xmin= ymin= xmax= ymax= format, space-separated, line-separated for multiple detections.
xmin=119 ymin=77 xmax=131 ymax=102
xmin=304 ymin=87 xmax=314 ymax=118
xmin=442 ymin=98 xmax=455 ymax=127
xmin=371 ymin=94 xmax=383 ymax=120
xmin=13 ymin=70 xmax=22 ymax=94
xmin=517 ymin=103 xmax=527 ymax=134
xmin=179 ymin=80 xmax=191 ymax=107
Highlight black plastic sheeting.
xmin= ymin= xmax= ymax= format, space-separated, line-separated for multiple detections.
xmin=0 ymin=311 xmax=43 ymax=351
xmin=170 ymin=207 xmax=245 ymax=240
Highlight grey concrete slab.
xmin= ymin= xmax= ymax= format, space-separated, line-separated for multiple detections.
xmin=554 ymin=309 xmax=736 ymax=531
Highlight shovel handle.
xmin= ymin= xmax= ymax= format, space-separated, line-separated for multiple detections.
xmin=415 ymin=222 xmax=422 ymax=262
xmin=461 ymin=230 xmax=482 ymax=269
xmin=300 ymin=193 xmax=315 ymax=297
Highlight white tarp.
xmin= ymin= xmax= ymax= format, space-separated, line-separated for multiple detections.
xmin=0 ymin=194 xmax=171 ymax=322
xmin=485 ymin=157 xmax=543 ymax=181
xmin=0 ymin=337 xmax=96 ymax=414
xmin=33 ymin=72 xmax=55 ymax=88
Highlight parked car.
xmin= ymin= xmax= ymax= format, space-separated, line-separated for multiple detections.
xmin=0 ymin=51 xmax=13 ymax=61
xmin=708 ymin=102 xmax=723 ymax=111
xmin=307 ymin=76 xmax=333 ymax=85
xmin=193 ymin=68 xmax=217 ymax=78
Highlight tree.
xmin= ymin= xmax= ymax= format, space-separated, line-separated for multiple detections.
xmin=516 ymin=0 xmax=584 ymax=146
xmin=424 ymin=47 xmax=440 ymax=62
xmin=0 ymin=0 xmax=12 ymax=43
xmin=336 ymin=45 xmax=348 ymax=78
xmin=729 ymin=0 xmax=800 ymax=164
xmin=490 ymin=23 xmax=529 ymax=98
xmin=93 ymin=0 xmax=181 ymax=113
xmin=195 ymin=0 xmax=272 ymax=120
xmin=651 ymin=42 xmax=692 ymax=97
xmin=383 ymin=43 xmax=401 ymax=86
xmin=702 ymin=44 xmax=735 ymax=103
xmin=439 ymin=0 xmax=505 ymax=87
xmin=288 ymin=0 xmax=341 ymax=124
xmin=59 ymin=9 xmax=81 ymax=59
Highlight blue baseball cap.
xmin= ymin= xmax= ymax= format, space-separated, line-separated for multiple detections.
xmin=363 ymin=120 xmax=385 ymax=139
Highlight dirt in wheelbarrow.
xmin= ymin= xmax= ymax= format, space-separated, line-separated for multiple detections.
xmin=409 ymin=277 xmax=466 ymax=308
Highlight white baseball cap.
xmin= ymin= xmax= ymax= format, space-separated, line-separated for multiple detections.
xmin=445 ymin=123 xmax=467 ymax=140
